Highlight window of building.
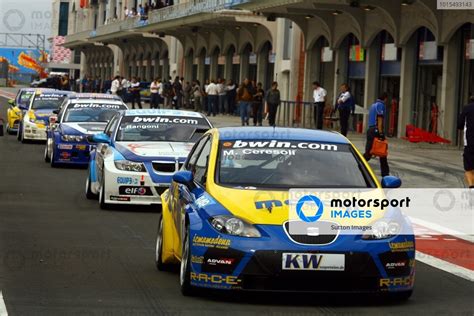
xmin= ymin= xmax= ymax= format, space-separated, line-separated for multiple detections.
xmin=58 ymin=2 xmax=69 ymax=36
xmin=283 ymin=19 xmax=292 ymax=60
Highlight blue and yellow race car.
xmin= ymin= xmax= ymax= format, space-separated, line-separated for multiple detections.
xmin=44 ymin=95 xmax=128 ymax=167
xmin=155 ymin=127 xmax=415 ymax=298
xmin=6 ymin=88 xmax=54 ymax=134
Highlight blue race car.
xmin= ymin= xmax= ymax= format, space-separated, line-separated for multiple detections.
xmin=86 ymin=109 xmax=212 ymax=208
xmin=44 ymin=95 xmax=128 ymax=167
xmin=155 ymin=127 xmax=415 ymax=299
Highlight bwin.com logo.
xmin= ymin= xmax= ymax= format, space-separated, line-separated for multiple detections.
xmin=296 ymin=195 xmax=324 ymax=222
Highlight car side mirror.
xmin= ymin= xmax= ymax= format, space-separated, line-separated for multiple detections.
xmin=8 ymin=99 xmax=15 ymax=107
xmin=89 ymin=133 xmax=111 ymax=144
xmin=52 ymin=109 xmax=59 ymax=115
xmin=173 ymin=171 xmax=195 ymax=189
xmin=381 ymin=176 xmax=402 ymax=188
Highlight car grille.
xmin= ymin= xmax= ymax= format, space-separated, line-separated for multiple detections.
xmin=152 ymin=161 xmax=178 ymax=173
xmin=283 ymin=221 xmax=338 ymax=245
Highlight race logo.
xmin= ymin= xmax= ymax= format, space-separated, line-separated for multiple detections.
xmin=282 ymin=253 xmax=345 ymax=271
xmin=192 ymin=235 xmax=231 ymax=249
xmin=118 ymin=186 xmax=153 ymax=196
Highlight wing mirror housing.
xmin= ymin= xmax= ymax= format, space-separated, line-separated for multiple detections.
xmin=381 ymin=176 xmax=402 ymax=188
xmin=88 ymin=133 xmax=111 ymax=144
xmin=173 ymin=171 xmax=195 ymax=189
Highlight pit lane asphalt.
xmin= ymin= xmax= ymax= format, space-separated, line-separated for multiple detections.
xmin=0 ymin=97 xmax=472 ymax=316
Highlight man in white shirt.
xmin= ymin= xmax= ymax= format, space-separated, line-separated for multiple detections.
xmin=205 ymin=79 xmax=219 ymax=116
xmin=313 ymin=81 xmax=327 ymax=130
xmin=110 ymin=76 xmax=121 ymax=95
xmin=150 ymin=78 xmax=161 ymax=109
xmin=217 ymin=78 xmax=227 ymax=114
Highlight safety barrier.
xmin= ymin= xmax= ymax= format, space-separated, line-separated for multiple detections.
xmin=276 ymin=100 xmax=321 ymax=129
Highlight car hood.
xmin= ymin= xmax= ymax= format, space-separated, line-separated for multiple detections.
xmin=115 ymin=141 xmax=194 ymax=161
xmin=60 ymin=122 xmax=107 ymax=135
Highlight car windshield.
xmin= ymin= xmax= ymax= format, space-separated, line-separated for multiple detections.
xmin=63 ymin=103 xmax=127 ymax=122
xmin=31 ymin=94 xmax=65 ymax=110
xmin=19 ymin=91 xmax=34 ymax=104
xmin=218 ymin=140 xmax=375 ymax=188
xmin=116 ymin=115 xmax=210 ymax=142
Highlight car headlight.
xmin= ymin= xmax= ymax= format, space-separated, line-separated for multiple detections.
xmin=210 ymin=215 xmax=261 ymax=238
xmin=362 ymin=220 xmax=401 ymax=240
xmin=114 ymin=160 xmax=146 ymax=172
xmin=61 ymin=135 xmax=84 ymax=142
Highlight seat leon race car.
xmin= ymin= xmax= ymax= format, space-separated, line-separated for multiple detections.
xmin=155 ymin=127 xmax=415 ymax=298
xmin=6 ymin=88 xmax=54 ymax=134
xmin=44 ymin=95 xmax=128 ymax=167
xmin=17 ymin=90 xmax=71 ymax=142
xmin=86 ymin=109 xmax=213 ymax=209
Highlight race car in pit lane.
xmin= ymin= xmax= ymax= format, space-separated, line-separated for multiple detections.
xmin=17 ymin=90 xmax=72 ymax=142
xmin=155 ymin=127 xmax=415 ymax=298
xmin=6 ymin=88 xmax=55 ymax=134
xmin=86 ymin=109 xmax=213 ymax=209
xmin=44 ymin=96 xmax=128 ymax=167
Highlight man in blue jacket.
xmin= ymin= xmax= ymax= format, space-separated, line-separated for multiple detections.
xmin=364 ymin=93 xmax=389 ymax=177
xmin=336 ymin=83 xmax=354 ymax=136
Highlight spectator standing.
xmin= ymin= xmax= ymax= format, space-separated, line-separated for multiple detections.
xmin=162 ymin=78 xmax=173 ymax=108
xmin=150 ymin=78 xmax=161 ymax=109
xmin=236 ymin=79 xmax=254 ymax=126
xmin=203 ymin=80 xmax=210 ymax=113
xmin=226 ymin=79 xmax=237 ymax=115
xmin=252 ymin=82 xmax=264 ymax=126
xmin=172 ymin=76 xmax=183 ymax=109
xmin=124 ymin=7 xmax=129 ymax=18
xmin=206 ymin=79 xmax=219 ymax=117
xmin=363 ymin=93 xmax=390 ymax=177
xmin=110 ymin=76 xmax=121 ymax=95
xmin=183 ymin=81 xmax=192 ymax=108
xmin=192 ymin=80 xmax=203 ymax=112
xmin=336 ymin=83 xmax=354 ymax=137
xmin=312 ymin=81 xmax=327 ymax=129
xmin=130 ymin=77 xmax=142 ymax=109
xmin=265 ymin=81 xmax=281 ymax=127
xmin=60 ymin=75 xmax=70 ymax=91
xmin=457 ymin=95 xmax=474 ymax=188
xmin=217 ymin=78 xmax=227 ymax=114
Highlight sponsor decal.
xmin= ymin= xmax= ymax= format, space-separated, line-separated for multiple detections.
xmin=58 ymin=144 xmax=73 ymax=150
xmin=118 ymin=186 xmax=153 ymax=196
xmin=122 ymin=116 xmax=199 ymax=127
xmin=191 ymin=255 xmax=204 ymax=264
xmin=379 ymin=276 xmax=414 ymax=287
xmin=72 ymin=103 xmax=122 ymax=109
xmin=116 ymin=177 xmax=139 ymax=185
xmin=110 ymin=195 xmax=131 ymax=202
xmin=206 ymin=258 xmax=235 ymax=266
xmin=282 ymin=253 xmax=345 ymax=271
xmin=190 ymin=272 xmax=241 ymax=286
xmin=76 ymin=144 xmax=87 ymax=151
xmin=389 ymin=240 xmax=415 ymax=252
xmin=385 ymin=261 xmax=407 ymax=269
xmin=223 ymin=142 xmax=233 ymax=147
xmin=195 ymin=196 xmax=212 ymax=208
xmin=224 ymin=148 xmax=296 ymax=156
xmin=60 ymin=152 xmax=71 ymax=159
xmin=230 ymin=140 xmax=339 ymax=151
xmin=192 ymin=235 xmax=231 ymax=249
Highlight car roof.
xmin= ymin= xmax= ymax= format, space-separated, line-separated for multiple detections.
xmin=67 ymin=93 xmax=122 ymax=101
xmin=124 ymin=109 xmax=206 ymax=118
xmin=216 ymin=127 xmax=350 ymax=144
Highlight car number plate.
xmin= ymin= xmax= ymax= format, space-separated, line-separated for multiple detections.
xmin=282 ymin=253 xmax=345 ymax=271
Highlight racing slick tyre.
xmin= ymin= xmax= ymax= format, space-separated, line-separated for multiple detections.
xmin=50 ymin=147 xmax=59 ymax=168
xmin=44 ymin=145 xmax=50 ymax=162
xmin=180 ymin=225 xmax=195 ymax=296
xmin=99 ymin=177 xmax=110 ymax=210
xmin=85 ymin=171 xmax=97 ymax=200
xmin=155 ymin=214 xmax=172 ymax=271
xmin=16 ymin=125 xmax=21 ymax=141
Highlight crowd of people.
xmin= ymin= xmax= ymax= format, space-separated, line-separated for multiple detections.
xmin=106 ymin=75 xmax=282 ymax=127
xmin=104 ymin=1 xmax=176 ymax=24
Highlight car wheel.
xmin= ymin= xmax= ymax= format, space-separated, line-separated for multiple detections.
xmin=180 ymin=225 xmax=195 ymax=296
xmin=85 ymin=170 xmax=97 ymax=200
xmin=44 ymin=144 xmax=50 ymax=162
xmin=99 ymin=177 xmax=109 ymax=210
xmin=16 ymin=125 xmax=21 ymax=141
xmin=50 ymin=147 xmax=59 ymax=168
xmin=155 ymin=214 xmax=172 ymax=271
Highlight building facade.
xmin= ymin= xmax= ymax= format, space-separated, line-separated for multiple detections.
xmin=63 ymin=0 xmax=473 ymax=143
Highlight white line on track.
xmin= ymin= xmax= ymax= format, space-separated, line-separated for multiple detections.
xmin=410 ymin=217 xmax=473 ymax=242
xmin=416 ymin=251 xmax=474 ymax=282
xmin=0 ymin=291 xmax=8 ymax=316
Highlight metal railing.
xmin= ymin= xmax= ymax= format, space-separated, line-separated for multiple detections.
xmin=277 ymin=101 xmax=318 ymax=129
